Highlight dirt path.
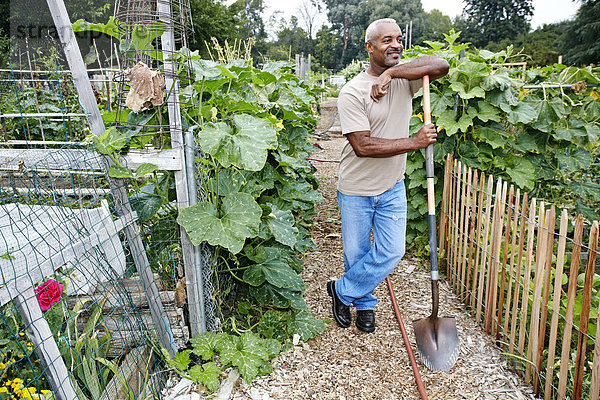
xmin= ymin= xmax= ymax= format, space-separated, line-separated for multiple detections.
xmin=230 ymin=98 xmax=539 ymax=400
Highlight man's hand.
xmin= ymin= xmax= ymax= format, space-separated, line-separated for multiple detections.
xmin=371 ymin=72 xmax=392 ymax=102
xmin=412 ymin=123 xmax=438 ymax=149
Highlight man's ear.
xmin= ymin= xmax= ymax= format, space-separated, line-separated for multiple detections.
xmin=365 ymin=41 xmax=372 ymax=54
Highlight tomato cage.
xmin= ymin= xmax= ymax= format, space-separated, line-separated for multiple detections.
xmin=0 ymin=0 xmax=217 ymax=398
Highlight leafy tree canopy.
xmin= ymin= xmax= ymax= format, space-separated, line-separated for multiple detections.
xmin=561 ymin=0 xmax=600 ymax=65
xmin=457 ymin=0 xmax=534 ymax=48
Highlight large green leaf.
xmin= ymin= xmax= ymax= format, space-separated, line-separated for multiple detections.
xmin=557 ymin=149 xmax=592 ymax=172
xmin=436 ymin=109 xmax=459 ymax=136
xmin=196 ymin=114 xmax=278 ymax=171
xmin=475 ymin=101 xmax=501 ymax=122
xmin=451 ymin=81 xmax=486 ymax=99
xmin=477 ymin=126 xmax=506 ymax=149
xmin=72 ymin=17 xmax=121 ymax=40
xmin=216 ymin=333 xmax=273 ymax=384
xmin=507 ymin=102 xmax=537 ymax=125
xmin=266 ymin=203 xmax=298 ymax=248
xmin=189 ymin=332 xmax=223 ymax=361
xmin=243 ymin=248 xmax=305 ymax=290
xmin=505 ymin=158 xmax=535 ymax=190
xmin=287 ymin=310 xmax=326 ymax=341
xmin=91 ymin=127 xmax=127 ymax=155
xmin=177 ymin=192 xmax=261 ymax=254
xmin=189 ymin=362 xmax=221 ymax=392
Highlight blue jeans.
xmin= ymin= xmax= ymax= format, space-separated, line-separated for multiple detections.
xmin=335 ymin=181 xmax=407 ymax=310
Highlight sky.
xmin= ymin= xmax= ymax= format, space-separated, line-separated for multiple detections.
xmin=261 ymin=0 xmax=579 ymax=31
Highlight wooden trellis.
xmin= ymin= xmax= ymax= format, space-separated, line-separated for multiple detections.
xmin=439 ymin=154 xmax=600 ymax=400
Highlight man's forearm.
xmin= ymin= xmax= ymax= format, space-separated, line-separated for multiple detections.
xmin=384 ymin=55 xmax=449 ymax=81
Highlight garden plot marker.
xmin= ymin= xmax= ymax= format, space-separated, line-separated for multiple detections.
xmin=412 ymin=75 xmax=460 ymax=372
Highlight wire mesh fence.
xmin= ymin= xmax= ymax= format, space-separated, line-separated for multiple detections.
xmin=0 ymin=148 xmax=181 ymax=398
xmin=440 ymin=154 xmax=600 ymax=400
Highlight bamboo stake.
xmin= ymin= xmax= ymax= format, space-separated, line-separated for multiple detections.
xmin=518 ymin=198 xmax=537 ymax=357
xmin=470 ymin=172 xmax=486 ymax=309
xmin=465 ymin=169 xmax=478 ymax=305
xmin=486 ymin=180 xmax=507 ymax=333
xmin=544 ymin=209 xmax=569 ymax=400
xmin=557 ymin=215 xmax=584 ymax=398
xmin=509 ymin=193 xmax=529 ymax=354
xmin=534 ymin=205 xmax=556 ymax=394
xmin=526 ymin=202 xmax=547 ymax=384
xmin=496 ymin=185 xmax=515 ymax=340
xmin=502 ymin=188 xmax=520 ymax=344
xmin=476 ymin=175 xmax=494 ymax=323
xmin=573 ymin=221 xmax=599 ymax=400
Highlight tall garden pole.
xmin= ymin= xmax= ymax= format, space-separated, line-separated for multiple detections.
xmin=45 ymin=0 xmax=177 ymax=357
xmin=157 ymin=0 xmax=206 ymax=336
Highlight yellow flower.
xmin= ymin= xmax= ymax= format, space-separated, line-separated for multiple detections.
xmin=591 ymin=90 xmax=599 ymax=99
xmin=210 ymin=107 xmax=218 ymax=121
xmin=40 ymin=391 xmax=50 ymax=395
xmin=0 ymin=386 xmax=8 ymax=393
xmin=20 ymin=387 xmax=36 ymax=398
xmin=275 ymin=120 xmax=284 ymax=130
xmin=412 ymin=113 xmax=423 ymax=122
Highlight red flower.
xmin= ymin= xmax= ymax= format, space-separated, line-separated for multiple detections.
xmin=34 ymin=280 xmax=64 ymax=311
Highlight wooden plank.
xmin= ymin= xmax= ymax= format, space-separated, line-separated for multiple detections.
xmin=159 ymin=0 xmax=206 ymax=336
xmin=590 ymin=292 xmax=600 ymax=400
xmin=465 ymin=169 xmax=478 ymax=306
xmin=502 ymin=188 xmax=520 ymax=343
xmin=544 ymin=209 xmax=569 ymax=400
xmin=0 ymin=212 xmax=136 ymax=307
xmin=476 ymin=174 xmax=494 ymax=323
xmin=496 ymin=185 xmax=515 ymax=340
xmin=518 ymin=197 xmax=537 ymax=357
xmin=526 ymin=203 xmax=547 ymax=384
xmin=0 ymin=148 xmax=183 ymax=171
xmin=535 ymin=205 xmax=556 ymax=394
xmin=14 ymin=287 xmax=78 ymax=400
xmin=573 ymin=221 xmax=599 ymax=400
xmin=99 ymin=346 xmax=150 ymax=400
xmin=509 ymin=192 xmax=529 ymax=354
xmin=46 ymin=0 xmax=177 ymax=357
xmin=557 ymin=214 xmax=584 ymax=398
xmin=470 ymin=171 xmax=486 ymax=309
xmin=484 ymin=178 xmax=502 ymax=332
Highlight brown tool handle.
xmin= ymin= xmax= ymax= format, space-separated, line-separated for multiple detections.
xmin=423 ymin=75 xmax=439 ymax=320
xmin=386 ymin=276 xmax=429 ymax=400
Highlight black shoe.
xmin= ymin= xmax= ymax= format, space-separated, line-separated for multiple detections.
xmin=356 ymin=310 xmax=375 ymax=333
xmin=327 ymin=281 xmax=351 ymax=328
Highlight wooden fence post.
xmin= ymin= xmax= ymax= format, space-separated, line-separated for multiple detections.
xmin=496 ymin=185 xmax=515 ymax=340
xmin=558 ymin=215 xmax=584 ymax=398
xmin=509 ymin=192 xmax=528 ymax=354
xmin=476 ymin=174 xmax=494 ymax=323
xmin=465 ymin=169 xmax=479 ymax=306
xmin=518 ymin=197 xmax=537 ymax=357
xmin=544 ymin=209 xmax=569 ymax=400
xmin=470 ymin=172 xmax=486 ymax=309
xmin=573 ymin=221 xmax=599 ymax=399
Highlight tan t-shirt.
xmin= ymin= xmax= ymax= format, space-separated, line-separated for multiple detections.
xmin=337 ymin=70 xmax=422 ymax=196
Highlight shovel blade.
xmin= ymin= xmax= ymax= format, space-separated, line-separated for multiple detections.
xmin=413 ymin=316 xmax=459 ymax=372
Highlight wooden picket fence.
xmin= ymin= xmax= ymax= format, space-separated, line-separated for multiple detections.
xmin=439 ymin=154 xmax=600 ymax=400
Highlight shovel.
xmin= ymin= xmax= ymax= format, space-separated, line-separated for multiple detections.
xmin=412 ymin=75 xmax=459 ymax=372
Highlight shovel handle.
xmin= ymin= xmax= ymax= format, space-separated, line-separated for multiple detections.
xmin=423 ymin=76 xmax=439 ymax=282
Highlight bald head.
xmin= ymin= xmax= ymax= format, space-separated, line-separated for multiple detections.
xmin=365 ymin=18 xmax=401 ymax=44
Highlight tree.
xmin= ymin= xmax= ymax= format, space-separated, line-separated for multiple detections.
xmin=265 ymin=15 xmax=311 ymax=61
xmin=229 ymin=0 xmax=268 ymax=59
xmin=322 ymin=0 xmax=362 ymax=68
xmin=313 ymin=24 xmax=339 ymax=71
xmin=297 ymin=0 xmax=322 ymax=42
xmin=422 ymin=9 xmax=453 ymax=43
xmin=188 ymin=0 xmax=239 ymax=58
xmin=561 ymin=0 xmax=600 ymax=65
xmin=457 ymin=0 xmax=533 ymax=48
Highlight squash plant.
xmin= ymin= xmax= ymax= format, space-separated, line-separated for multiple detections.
xmin=399 ymin=30 xmax=600 ymax=246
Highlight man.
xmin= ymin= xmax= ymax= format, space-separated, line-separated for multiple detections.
xmin=327 ymin=18 xmax=449 ymax=333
